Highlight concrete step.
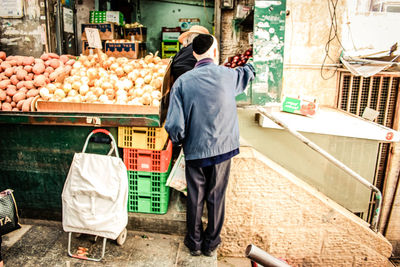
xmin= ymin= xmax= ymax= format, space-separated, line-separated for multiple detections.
xmin=3 ymin=220 xmax=217 ymax=267
xmin=127 ymin=189 xmax=187 ymax=236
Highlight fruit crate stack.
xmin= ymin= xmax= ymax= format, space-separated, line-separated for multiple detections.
xmin=118 ymin=125 xmax=172 ymax=214
xmin=161 ymin=27 xmax=181 ymax=59
xmin=89 ymin=11 xmax=124 ymax=26
xmin=82 ymin=11 xmax=124 ymax=55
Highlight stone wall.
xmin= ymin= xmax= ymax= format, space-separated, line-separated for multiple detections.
xmin=281 ymin=0 xmax=346 ymax=107
xmin=220 ymin=7 xmax=253 ymax=63
xmin=220 ymin=146 xmax=392 ymax=266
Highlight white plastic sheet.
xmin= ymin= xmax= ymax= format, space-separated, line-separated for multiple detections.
xmin=166 ymin=150 xmax=187 ymax=195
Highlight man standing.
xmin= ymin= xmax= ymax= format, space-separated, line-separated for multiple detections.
xmin=165 ymin=34 xmax=255 ymax=257
xmin=171 ymin=25 xmax=209 ymax=81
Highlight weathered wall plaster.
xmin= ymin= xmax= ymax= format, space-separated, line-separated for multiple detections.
xmin=0 ymin=0 xmax=44 ymax=57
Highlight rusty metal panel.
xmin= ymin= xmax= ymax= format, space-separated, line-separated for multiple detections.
xmin=337 ymin=70 xmax=400 ymax=223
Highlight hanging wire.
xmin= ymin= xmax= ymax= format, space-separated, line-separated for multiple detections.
xmin=320 ymin=0 xmax=347 ymax=80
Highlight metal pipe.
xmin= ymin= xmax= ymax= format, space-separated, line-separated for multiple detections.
xmin=285 ymin=63 xmax=341 ymax=67
xmin=45 ymin=0 xmax=52 ymax=52
xmin=284 ymin=64 xmax=339 ymax=70
xmin=245 ymin=244 xmax=291 ymax=267
xmin=55 ymin=0 xmax=62 ymax=55
xmin=257 ymin=107 xmax=383 ymax=232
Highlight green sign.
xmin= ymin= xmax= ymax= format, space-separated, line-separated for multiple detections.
xmin=282 ymin=97 xmax=301 ymax=113
xmin=252 ymin=0 xmax=286 ymax=105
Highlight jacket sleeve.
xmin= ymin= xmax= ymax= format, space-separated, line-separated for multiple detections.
xmin=233 ymin=63 xmax=256 ymax=96
xmin=165 ymin=80 xmax=185 ymax=145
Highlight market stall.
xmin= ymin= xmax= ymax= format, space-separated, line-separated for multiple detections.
xmin=0 ymin=6 xmax=176 ymax=217
xmin=0 ymin=50 xmax=170 ymax=218
xmin=0 ymin=0 xmax=282 ymax=220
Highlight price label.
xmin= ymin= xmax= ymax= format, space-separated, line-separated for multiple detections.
xmin=85 ymin=28 xmax=102 ymax=49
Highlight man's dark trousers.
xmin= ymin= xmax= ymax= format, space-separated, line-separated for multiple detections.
xmin=184 ymin=159 xmax=231 ymax=251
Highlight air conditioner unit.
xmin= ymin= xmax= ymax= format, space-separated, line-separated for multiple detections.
xmin=372 ymin=0 xmax=400 ymax=12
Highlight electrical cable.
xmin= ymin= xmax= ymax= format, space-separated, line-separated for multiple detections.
xmin=320 ymin=0 xmax=347 ymax=80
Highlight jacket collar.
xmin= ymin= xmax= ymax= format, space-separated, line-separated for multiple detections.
xmin=195 ymin=58 xmax=214 ymax=68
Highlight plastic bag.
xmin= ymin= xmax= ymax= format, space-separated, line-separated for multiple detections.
xmin=166 ymin=149 xmax=187 ymax=195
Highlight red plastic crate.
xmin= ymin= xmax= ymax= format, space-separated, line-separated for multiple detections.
xmin=123 ymin=139 xmax=172 ymax=172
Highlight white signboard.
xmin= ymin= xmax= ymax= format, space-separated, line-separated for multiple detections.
xmin=106 ymin=11 xmax=118 ymax=24
xmin=0 ymin=0 xmax=23 ymax=18
xmin=63 ymin=7 xmax=74 ymax=34
xmin=85 ymin=28 xmax=103 ymax=49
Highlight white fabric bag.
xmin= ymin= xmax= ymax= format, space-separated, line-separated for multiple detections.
xmin=62 ymin=129 xmax=128 ymax=240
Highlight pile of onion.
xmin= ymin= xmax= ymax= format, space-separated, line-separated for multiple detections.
xmin=39 ymin=52 xmax=166 ymax=107
xmin=0 ymin=51 xmax=74 ymax=111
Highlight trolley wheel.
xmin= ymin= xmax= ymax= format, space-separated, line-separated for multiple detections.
xmin=116 ymin=228 xmax=127 ymax=246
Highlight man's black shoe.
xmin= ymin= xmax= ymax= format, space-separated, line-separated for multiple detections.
xmin=201 ymin=248 xmax=217 ymax=257
xmin=190 ymin=249 xmax=202 ymax=256
xmin=184 ymin=238 xmax=201 ymax=256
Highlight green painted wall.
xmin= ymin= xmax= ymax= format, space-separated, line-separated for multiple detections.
xmin=139 ymin=0 xmax=214 ymax=54
xmin=252 ymin=0 xmax=286 ymax=105
xmin=0 ymin=124 xmax=118 ymax=216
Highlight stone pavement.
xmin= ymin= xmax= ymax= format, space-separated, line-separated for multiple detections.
xmin=0 ymin=190 xmax=252 ymax=266
xmin=1 ymin=220 xmax=218 ymax=267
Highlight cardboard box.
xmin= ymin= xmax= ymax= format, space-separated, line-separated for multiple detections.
xmin=124 ymin=27 xmax=147 ymax=42
xmin=281 ymin=96 xmax=318 ymax=116
xmin=82 ymin=40 xmax=106 ymax=55
xmin=81 ymin=23 xmax=120 ymax=40
xmin=138 ymin=43 xmax=147 ymax=58
xmin=105 ymin=41 xmax=139 ymax=59
xmin=89 ymin=11 xmax=124 ymax=25
xmin=179 ymin=18 xmax=200 ymax=31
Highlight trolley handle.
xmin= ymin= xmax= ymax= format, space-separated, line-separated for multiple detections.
xmin=82 ymin=129 xmax=120 ymax=158
xmin=92 ymin=129 xmax=111 ymax=136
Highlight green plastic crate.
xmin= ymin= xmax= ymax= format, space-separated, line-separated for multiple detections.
xmin=127 ymin=163 xmax=171 ymax=214
xmin=128 ymin=192 xmax=170 ymax=214
xmin=89 ymin=11 xmax=124 ymax=26
xmin=127 ymin=163 xmax=171 ymax=196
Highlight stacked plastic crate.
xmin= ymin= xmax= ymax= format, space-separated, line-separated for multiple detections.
xmin=89 ymin=11 xmax=124 ymax=26
xmin=118 ymin=126 xmax=172 ymax=214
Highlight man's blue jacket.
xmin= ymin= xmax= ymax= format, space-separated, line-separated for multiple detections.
xmin=165 ymin=59 xmax=255 ymax=161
